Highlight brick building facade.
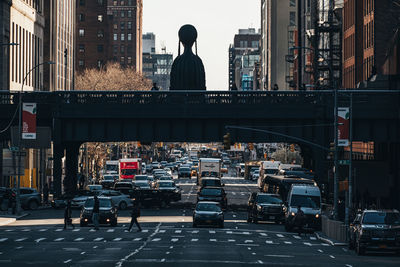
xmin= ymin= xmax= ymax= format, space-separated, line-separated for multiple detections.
xmin=76 ymin=0 xmax=142 ymax=72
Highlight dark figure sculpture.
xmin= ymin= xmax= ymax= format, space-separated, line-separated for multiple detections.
xmin=170 ymin=24 xmax=206 ymax=90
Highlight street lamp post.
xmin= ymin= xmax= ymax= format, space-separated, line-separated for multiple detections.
xmin=16 ymin=61 xmax=55 ymax=215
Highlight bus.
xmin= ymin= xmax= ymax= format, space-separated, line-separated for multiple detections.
xmin=119 ymin=158 xmax=142 ymax=180
xmin=261 ymin=174 xmax=316 ymax=202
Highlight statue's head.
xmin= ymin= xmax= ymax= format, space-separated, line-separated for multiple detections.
xmin=179 ymin=24 xmax=197 ymax=48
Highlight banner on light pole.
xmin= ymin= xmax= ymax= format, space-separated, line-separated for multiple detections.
xmin=338 ymin=107 xmax=349 ymax=146
xmin=22 ymin=103 xmax=37 ymax=140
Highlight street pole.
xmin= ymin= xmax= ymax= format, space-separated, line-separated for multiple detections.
xmin=333 ymin=85 xmax=339 ymax=220
xmin=348 ymin=93 xmax=353 ymax=222
xmin=297 ymin=0 xmax=302 ymax=90
xmin=17 ymin=61 xmax=54 ymax=215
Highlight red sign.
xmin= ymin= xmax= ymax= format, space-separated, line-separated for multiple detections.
xmin=338 ymin=107 xmax=349 ymax=146
xmin=22 ymin=103 xmax=36 ymax=140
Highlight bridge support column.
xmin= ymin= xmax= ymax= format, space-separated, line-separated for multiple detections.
xmin=53 ymin=144 xmax=64 ymax=198
xmin=65 ymin=143 xmax=80 ymax=194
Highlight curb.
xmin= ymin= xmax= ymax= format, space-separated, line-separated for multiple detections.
xmin=0 ymin=218 xmax=16 ymax=226
xmin=315 ymin=232 xmax=347 ymax=246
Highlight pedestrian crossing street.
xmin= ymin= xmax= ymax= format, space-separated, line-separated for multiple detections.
xmin=0 ymin=227 xmax=329 ymax=247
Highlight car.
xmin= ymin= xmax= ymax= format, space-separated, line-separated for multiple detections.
xmin=191 ymin=167 xmax=198 ymax=177
xmin=247 ymin=193 xmax=285 ymax=224
xmin=159 ymin=175 xmax=173 ymax=181
xmin=145 ymin=165 xmax=153 ymax=173
xmin=160 ymin=161 xmax=168 ymax=168
xmin=199 ymin=178 xmax=224 ymax=190
xmin=151 ymin=162 xmax=161 ymax=169
xmin=80 ymin=197 xmax=117 ymax=227
xmin=193 ymin=201 xmax=224 ymax=228
xmin=164 ymin=168 xmax=173 ymax=176
xmin=133 ymin=180 xmax=151 ymax=190
xmin=100 ymin=175 xmax=118 ymax=189
xmin=134 ymin=175 xmax=149 ymax=182
xmin=153 ymin=170 xmax=167 ymax=180
xmin=197 ymin=187 xmax=227 ymax=209
xmin=222 ymin=157 xmax=231 ymax=165
xmin=252 ymin=170 xmax=260 ymax=181
xmin=178 ymin=166 xmax=192 ymax=178
xmin=51 ymin=193 xmax=75 ymax=209
xmin=97 ymin=190 xmax=133 ymax=210
xmin=87 ymin=184 xmax=103 ymax=192
xmin=155 ymin=181 xmax=181 ymax=202
xmin=18 ymin=188 xmax=41 ymax=210
xmin=221 ymin=165 xmax=228 ymax=174
xmin=71 ymin=190 xmax=99 ymax=209
xmin=348 ymin=210 xmax=400 ymax=255
xmin=113 ymin=181 xmax=137 ymax=198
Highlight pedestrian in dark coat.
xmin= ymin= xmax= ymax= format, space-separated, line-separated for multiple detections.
xmin=43 ymin=183 xmax=49 ymax=204
xmin=127 ymin=200 xmax=142 ymax=232
xmin=64 ymin=200 xmax=75 ymax=229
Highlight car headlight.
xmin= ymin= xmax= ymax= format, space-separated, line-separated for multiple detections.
xmin=257 ymin=205 xmax=262 ymax=211
xmin=282 ymin=206 xmax=287 ymax=212
xmin=291 ymin=212 xmax=295 ymax=217
xmin=315 ymin=214 xmax=320 ymax=218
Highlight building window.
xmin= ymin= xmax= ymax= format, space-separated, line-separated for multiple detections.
xmin=79 ymin=14 xmax=85 ymax=22
xmin=79 ymin=44 xmax=85 ymax=53
xmin=127 ymin=33 xmax=132 ymax=41
xmin=113 ymin=0 xmax=117 ymax=6
xmin=240 ymin=41 xmax=247 ymax=47
xmin=289 ymin=0 xmax=296 ymax=7
xmin=113 ymin=45 xmax=118 ymax=54
xmin=121 ymin=11 xmax=125 ymax=18
xmin=97 ymin=30 xmax=104 ymax=38
xmin=114 ymin=23 xmax=118 ymax=30
xmin=128 ymin=0 xmax=133 ymax=5
xmin=121 ymin=34 xmax=125 ymax=41
xmin=79 ymin=0 xmax=85 ymax=6
xmin=97 ymin=0 xmax=105 ymax=5
xmin=97 ymin=45 xmax=104 ymax=52
xmin=121 ymin=56 xmax=125 ymax=64
xmin=128 ymin=10 xmax=132 ymax=18
xmin=289 ymin=12 xmax=296 ymax=26
xmin=114 ymin=33 xmax=118 ymax=41
xmin=98 ymin=15 xmax=103 ymax=22
xmin=121 ymin=0 xmax=125 ymax=5
xmin=127 ymin=21 xmax=132 ymax=30
xmin=251 ymin=41 xmax=259 ymax=48
xmin=79 ymin=29 xmax=85 ymax=37
xmin=121 ymin=22 xmax=125 ymax=30
xmin=127 ymin=45 xmax=132 ymax=53
xmin=79 ymin=60 xmax=84 ymax=67
xmin=97 ymin=60 xmax=103 ymax=68
xmin=113 ymin=11 xmax=118 ymax=17
xmin=127 ymin=56 xmax=132 ymax=65
xmin=121 ymin=45 xmax=125 ymax=53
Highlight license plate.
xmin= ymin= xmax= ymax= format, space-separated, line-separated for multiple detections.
xmin=270 ymin=216 xmax=275 ymax=220
xmin=379 ymin=244 xmax=387 ymax=249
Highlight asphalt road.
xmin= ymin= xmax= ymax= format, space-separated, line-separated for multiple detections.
xmin=0 ymin=173 xmax=399 ymax=266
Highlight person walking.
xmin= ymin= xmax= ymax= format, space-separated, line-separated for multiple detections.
xmin=43 ymin=183 xmax=49 ymax=205
xmin=64 ymin=200 xmax=75 ymax=230
xmin=151 ymin=83 xmax=159 ymax=91
xmin=92 ymin=196 xmax=100 ymax=230
xmin=127 ymin=200 xmax=142 ymax=232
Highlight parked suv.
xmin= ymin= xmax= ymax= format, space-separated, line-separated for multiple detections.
xmin=348 ymin=209 xmax=400 ymax=255
xmin=19 ymin=187 xmax=41 ymax=210
xmin=247 ymin=193 xmax=285 ymax=224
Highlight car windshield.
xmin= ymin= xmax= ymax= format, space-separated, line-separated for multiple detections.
xmin=159 ymin=182 xmax=174 ymax=187
xmin=196 ymin=203 xmax=221 ymax=212
xmin=135 ymin=182 xmax=149 ymax=187
xmin=180 ymin=167 xmax=190 ymax=172
xmin=202 ymin=171 xmax=218 ymax=177
xmin=160 ymin=176 xmax=172 ymax=180
xmin=290 ymin=194 xmax=320 ymax=208
xmin=103 ymin=176 xmax=114 ymax=181
xmin=265 ymin=169 xmax=277 ymax=174
xmin=202 ymin=180 xmax=221 ymax=187
xmin=106 ymin=165 xmax=118 ymax=172
xmin=135 ymin=176 xmax=148 ymax=181
xmin=114 ymin=183 xmax=132 ymax=189
xmin=201 ymin=188 xmax=222 ymax=196
xmin=257 ymin=195 xmax=282 ymax=204
xmin=121 ymin=169 xmax=137 ymax=176
xmin=362 ymin=212 xmax=400 ymax=225
xmin=84 ymin=198 xmax=112 ymax=208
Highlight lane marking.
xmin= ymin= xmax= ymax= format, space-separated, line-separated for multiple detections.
xmin=284 ymin=241 xmax=292 ymax=244
xmin=191 ymin=230 xmax=199 ymax=234
xmin=321 ymin=243 xmax=330 ymax=246
xmin=63 ymin=259 xmax=72 ymax=264
xmin=72 ymin=229 xmax=80 ymax=232
xmin=210 ymin=239 xmax=217 ymax=242
xmin=55 ymin=229 xmax=63 ymax=232
xmin=161 ymin=259 xmax=165 ymax=262
xmin=142 ymin=230 xmax=149 ymax=233
xmin=209 ymin=230 xmax=216 ymax=234
xmin=89 ymin=229 xmax=96 ymax=232
xmin=152 ymin=238 xmax=161 ymax=242
xmin=228 ymin=239 xmax=235 ymax=242
xmin=318 ymin=249 xmax=323 ymax=253
xmin=293 ymin=235 xmax=301 ymax=239
xmin=191 ymin=239 xmax=198 ymax=242
xmin=258 ymin=260 xmax=263 ymax=264
xmin=35 ymin=238 xmax=46 ymax=243
xmin=266 ymin=240 xmax=273 ymax=244
xmin=329 ymin=255 xmax=335 ymax=259
xmin=113 ymin=238 xmax=122 ymax=241
xmin=232 ymin=215 xmax=237 ymax=218
xmin=259 ymin=233 xmax=267 ymax=236
xmin=107 ymin=229 xmax=114 ymax=232
xmin=93 ymin=246 xmax=98 ymax=248
xmin=264 ymin=255 xmax=294 ymax=258
xmin=74 ymin=238 xmax=84 ymax=241
xmin=226 ymin=231 xmax=233 ymax=234
xmin=158 ymin=230 xmax=166 ymax=233
xmin=94 ymin=237 xmax=104 ymax=242
xmin=22 ymin=229 xmax=30 ymax=232
xmin=310 ymin=236 xmax=316 ymax=240
xmin=166 ymin=252 xmax=170 ymax=255
xmin=171 ymin=238 xmax=179 ymax=242
xmin=245 ymin=240 xmax=253 ymax=243
xmin=81 ymin=252 xmax=86 ymax=255
xmin=0 ymin=238 xmax=8 ymax=242
xmin=133 ymin=238 xmax=142 ymax=241
xmin=304 ymin=242 xmax=312 ymax=246
xmin=276 ymin=234 xmax=284 ymax=238
xmin=39 ymin=229 xmax=48 ymax=232
xmin=5 ymin=229 xmax=14 ymax=232
xmin=345 ymin=265 xmax=353 ymax=267
xmin=242 ymin=232 xmax=250 ymax=235
xmin=54 ymin=238 xmax=64 ymax=242
xmin=16 ymin=246 xmax=23 ymax=249
xmin=15 ymin=238 xmax=27 ymax=242
xmin=175 ymin=230 xmax=182 ymax=233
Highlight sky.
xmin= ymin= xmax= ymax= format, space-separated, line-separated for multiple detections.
xmin=143 ymin=0 xmax=261 ymax=90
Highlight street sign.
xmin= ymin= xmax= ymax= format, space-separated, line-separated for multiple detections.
xmin=339 ymin=160 xmax=350 ymax=165
xmin=9 ymin=147 xmax=19 ymax=152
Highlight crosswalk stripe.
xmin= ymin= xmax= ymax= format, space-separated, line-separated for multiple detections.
xmin=210 ymin=239 xmax=217 ymax=242
xmin=158 ymin=230 xmax=166 ymax=233
xmin=304 ymin=242 xmax=312 ymax=246
xmin=74 ymin=238 xmax=84 ymax=241
xmin=245 ymin=240 xmax=253 ymax=243
xmin=39 ymin=229 xmax=48 ymax=232
xmin=133 ymin=238 xmax=142 ymax=241
xmin=175 ymin=230 xmax=182 ymax=233
xmin=16 ymin=238 xmax=27 ymax=242
xmin=260 ymin=233 xmax=267 ymax=236
xmin=72 ymin=229 xmax=80 ymax=232
xmin=0 ymin=238 xmax=8 ymax=242
xmin=152 ymin=238 xmax=161 ymax=242
xmin=310 ymin=237 xmax=317 ymax=240
xmin=35 ymin=238 xmax=46 ymax=243
xmin=113 ymin=238 xmax=122 ymax=241
xmin=293 ymin=235 xmax=301 ymax=239
xmin=228 ymin=239 xmax=236 ymax=242
xmin=55 ymin=229 xmax=63 ymax=232
xmin=266 ymin=240 xmax=273 ymax=244
xmin=107 ymin=229 xmax=114 ymax=232
xmin=284 ymin=241 xmax=292 ymax=244
xmin=94 ymin=237 xmax=103 ymax=241
xmin=171 ymin=238 xmax=179 ymax=242
xmin=54 ymin=238 xmax=64 ymax=242
xmin=276 ymin=234 xmax=284 ymax=238
xmin=209 ymin=230 xmax=216 ymax=234
xmin=191 ymin=239 xmax=198 ymax=242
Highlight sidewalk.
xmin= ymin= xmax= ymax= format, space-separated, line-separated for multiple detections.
xmin=315 ymin=231 xmax=347 ymax=246
xmin=0 ymin=213 xmax=29 ymax=226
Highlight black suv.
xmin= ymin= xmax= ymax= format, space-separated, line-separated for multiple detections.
xmin=178 ymin=167 xmax=192 ymax=178
xmin=80 ymin=197 xmax=117 ymax=227
xmin=197 ymin=187 xmax=227 ymax=209
xmin=247 ymin=192 xmax=285 ymax=224
xmin=348 ymin=210 xmax=400 ymax=255
xmin=199 ymin=178 xmax=224 ymax=190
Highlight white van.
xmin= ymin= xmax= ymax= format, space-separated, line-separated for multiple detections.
xmin=284 ymin=184 xmax=322 ymax=231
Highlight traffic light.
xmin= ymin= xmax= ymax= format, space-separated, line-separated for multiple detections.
xmin=328 ymin=142 xmax=335 ymax=159
xmin=290 ymin=144 xmax=295 ymax=152
xmin=223 ymin=133 xmax=231 ymax=151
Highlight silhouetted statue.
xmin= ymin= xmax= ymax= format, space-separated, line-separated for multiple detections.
xmin=170 ymin=25 xmax=206 ymax=90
